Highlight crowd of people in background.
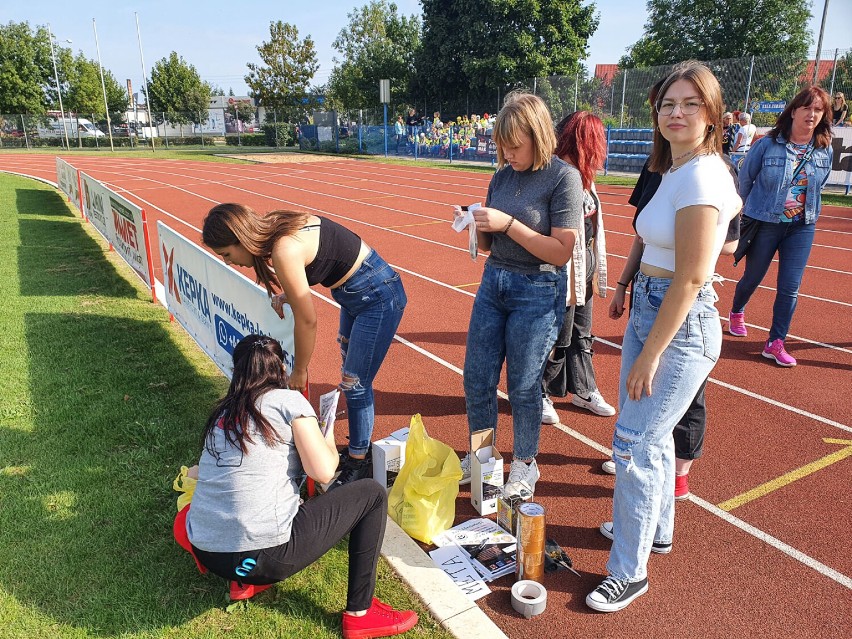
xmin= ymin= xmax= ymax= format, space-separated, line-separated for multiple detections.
xmin=396 ymin=107 xmax=496 ymax=158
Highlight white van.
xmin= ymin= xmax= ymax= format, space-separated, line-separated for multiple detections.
xmin=37 ymin=117 xmax=106 ymax=139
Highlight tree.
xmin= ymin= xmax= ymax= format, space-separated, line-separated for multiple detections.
xmin=415 ymin=0 xmax=598 ymax=116
xmin=327 ymin=1 xmax=421 ymax=111
xmin=621 ymin=0 xmax=812 ymax=68
xmin=0 ymin=21 xmax=56 ymax=114
xmin=64 ymin=54 xmax=127 ymax=118
xmin=147 ymin=52 xmax=211 ymax=125
xmin=245 ymin=21 xmax=319 ymax=120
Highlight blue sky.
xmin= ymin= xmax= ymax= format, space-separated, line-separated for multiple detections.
xmin=6 ymin=1 xmax=850 ymax=98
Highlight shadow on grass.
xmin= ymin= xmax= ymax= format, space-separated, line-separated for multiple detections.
xmin=17 ymin=216 xmax=137 ymax=299
xmin=16 ymin=188 xmax=73 ymax=217
xmin=1 ymin=311 xmax=342 ymax=636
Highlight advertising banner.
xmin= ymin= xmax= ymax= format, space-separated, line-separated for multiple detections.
xmin=829 ymin=127 xmax=852 ymax=188
xmin=55 ymin=157 xmax=78 ymax=204
xmin=157 ymin=222 xmax=296 ymax=378
xmin=80 ymin=172 xmax=153 ymax=287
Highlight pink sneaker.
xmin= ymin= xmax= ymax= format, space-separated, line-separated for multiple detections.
xmin=728 ymin=312 xmax=747 ymax=336
xmin=762 ymin=339 xmax=796 ymax=367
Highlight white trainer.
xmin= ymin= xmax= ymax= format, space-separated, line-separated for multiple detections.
xmin=572 ymin=390 xmax=616 ymax=417
xmin=503 ymin=459 xmax=540 ymax=498
xmin=601 ymin=459 xmax=616 ymax=475
xmin=541 ymin=395 xmax=559 ymax=425
xmin=459 ymin=453 xmax=471 ymax=486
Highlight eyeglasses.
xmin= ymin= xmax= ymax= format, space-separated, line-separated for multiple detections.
xmin=655 ymin=100 xmax=704 ymax=116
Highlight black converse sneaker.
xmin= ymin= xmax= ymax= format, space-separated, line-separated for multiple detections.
xmin=586 ymin=575 xmax=649 ymax=612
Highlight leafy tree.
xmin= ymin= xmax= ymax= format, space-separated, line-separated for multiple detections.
xmin=147 ymin=52 xmax=211 ymax=125
xmin=245 ymin=21 xmax=319 ymax=120
xmin=621 ymin=0 xmax=812 ymax=68
xmin=0 ymin=21 xmax=56 ymax=114
xmin=65 ymin=54 xmax=127 ymax=117
xmin=327 ymin=1 xmax=421 ymax=110
xmin=415 ymin=0 xmax=598 ymax=116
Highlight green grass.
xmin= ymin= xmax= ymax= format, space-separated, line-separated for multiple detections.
xmin=822 ymin=192 xmax=852 ymax=208
xmin=0 ymin=173 xmax=453 ymax=639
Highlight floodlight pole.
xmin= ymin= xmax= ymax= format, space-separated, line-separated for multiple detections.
xmin=135 ymin=12 xmax=156 ymax=152
xmin=93 ymin=19 xmax=114 ymax=151
xmin=47 ymin=24 xmax=71 ymax=150
xmin=813 ymin=0 xmax=831 ymax=84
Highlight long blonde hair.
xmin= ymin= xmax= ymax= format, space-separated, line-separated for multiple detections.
xmin=492 ymin=92 xmax=556 ymax=171
xmin=202 ymin=203 xmax=309 ymax=295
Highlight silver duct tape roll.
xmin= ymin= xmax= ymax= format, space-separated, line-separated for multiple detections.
xmin=511 ymin=580 xmax=547 ymax=619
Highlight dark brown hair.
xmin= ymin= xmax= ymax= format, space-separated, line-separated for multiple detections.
xmin=768 ymin=86 xmax=832 ymax=149
xmin=202 ymin=203 xmax=309 ymax=296
xmin=202 ymin=335 xmax=290 ymax=455
xmin=648 ymin=61 xmax=723 ymax=173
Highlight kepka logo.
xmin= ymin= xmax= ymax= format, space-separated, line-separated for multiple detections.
xmin=162 ymin=243 xmax=212 ymax=327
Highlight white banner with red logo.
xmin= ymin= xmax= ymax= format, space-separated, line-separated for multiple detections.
xmin=55 ymin=157 xmax=79 ymax=204
xmin=157 ymin=222 xmax=296 ymax=378
xmin=80 ymin=172 xmax=153 ymax=288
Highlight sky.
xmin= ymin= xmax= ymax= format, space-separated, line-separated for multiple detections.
xmin=6 ymin=1 xmax=851 ymax=100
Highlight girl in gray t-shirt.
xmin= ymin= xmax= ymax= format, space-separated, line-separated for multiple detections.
xmin=179 ymin=335 xmax=417 ymax=638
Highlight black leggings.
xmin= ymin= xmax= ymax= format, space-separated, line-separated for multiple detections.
xmin=193 ymin=479 xmax=387 ymax=612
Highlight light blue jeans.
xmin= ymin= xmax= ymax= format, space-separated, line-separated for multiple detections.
xmin=463 ymin=262 xmax=566 ymax=460
xmin=607 ymin=273 xmax=721 ymax=582
xmin=331 ymin=251 xmax=407 ymax=456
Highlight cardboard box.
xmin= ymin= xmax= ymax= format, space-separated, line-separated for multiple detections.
xmin=372 ymin=427 xmax=409 ymax=490
xmin=470 ymin=429 xmax=504 ymax=515
xmin=497 ymin=491 xmax=534 ymax=536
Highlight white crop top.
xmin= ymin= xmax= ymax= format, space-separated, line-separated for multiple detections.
xmin=636 ymin=154 xmax=741 ymax=275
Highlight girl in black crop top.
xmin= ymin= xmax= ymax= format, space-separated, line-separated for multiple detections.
xmin=202 ymin=204 xmax=407 ymax=490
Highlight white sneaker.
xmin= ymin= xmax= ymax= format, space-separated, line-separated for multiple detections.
xmin=572 ymin=390 xmax=616 ymax=417
xmin=601 ymin=459 xmax=616 ymax=475
xmin=541 ymin=395 xmax=559 ymax=425
xmin=503 ymin=459 xmax=540 ymax=498
xmin=459 ymin=453 xmax=471 ymax=486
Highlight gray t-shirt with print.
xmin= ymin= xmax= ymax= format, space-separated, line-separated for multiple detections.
xmin=485 ymin=157 xmax=583 ymax=274
xmin=187 ymin=389 xmax=316 ymax=553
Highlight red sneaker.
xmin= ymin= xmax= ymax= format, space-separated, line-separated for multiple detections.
xmin=674 ymin=474 xmax=690 ymax=500
xmin=229 ymin=581 xmax=274 ymax=601
xmin=342 ymin=598 xmax=419 ymax=639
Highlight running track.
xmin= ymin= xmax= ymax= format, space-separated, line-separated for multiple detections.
xmin=2 ymin=154 xmax=850 ymax=639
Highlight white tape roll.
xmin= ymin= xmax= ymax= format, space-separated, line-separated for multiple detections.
xmin=510 ymin=580 xmax=547 ymax=619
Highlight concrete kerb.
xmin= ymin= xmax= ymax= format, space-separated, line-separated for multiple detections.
xmin=381 ymin=516 xmax=509 ymax=639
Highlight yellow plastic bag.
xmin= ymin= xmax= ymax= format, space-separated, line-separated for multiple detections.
xmin=388 ymin=414 xmax=462 ymax=544
xmin=173 ymin=465 xmax=197 ymax=512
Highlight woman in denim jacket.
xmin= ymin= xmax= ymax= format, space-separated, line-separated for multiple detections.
xmin=727 ymin=86 xmax=834 ymax=366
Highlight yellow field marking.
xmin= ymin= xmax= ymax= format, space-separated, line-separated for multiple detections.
xmin=717 ymin=438 xmax=852 ymax=512
xmin=353 ymin=195 xmax=399 ymax=202
xmin=455 ymin=282 xmax=480 ymax=288
xmin=385 ymin=221 xmax=445 ymax=229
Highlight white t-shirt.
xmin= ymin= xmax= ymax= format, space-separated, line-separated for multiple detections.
xmin=636 ymin=154 xmax=741 ymax=275
xmin=735 ymin=123 xmax=756 ymax=151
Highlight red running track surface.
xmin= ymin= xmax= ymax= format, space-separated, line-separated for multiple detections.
xmin=3 ymin=153 xmax=851 ymax=638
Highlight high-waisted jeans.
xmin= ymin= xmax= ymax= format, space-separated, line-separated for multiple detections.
xmin=608 ymin=273 xmax=721 ymax=582
xmin=331 ymin=251 xmax=407 ymax=456
xmin=463 ymin=262 xmax=566 ymax=460
xmin=731 ymin=218 xmax=815 ymax=342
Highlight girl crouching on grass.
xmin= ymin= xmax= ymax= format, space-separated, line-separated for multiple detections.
xmin=182 ymin=334 xmax=417 ymax=639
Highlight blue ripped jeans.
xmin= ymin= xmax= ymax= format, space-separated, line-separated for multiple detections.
xmin=331 ymin=251 xmax=407 ymax=456
xmin=463 ymin=262 xmax=566 ymax=460
xmin=608 ymin=273 xmax=721 ymax=582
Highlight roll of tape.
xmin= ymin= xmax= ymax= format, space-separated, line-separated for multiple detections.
xmin=511 ymin=580 xmax=547 ymax=619
xmin=516 ymin=502 xmax=546 ymax=581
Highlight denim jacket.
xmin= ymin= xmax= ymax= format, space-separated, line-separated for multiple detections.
xmin=738 ymin=133 xmax=833 ymax=224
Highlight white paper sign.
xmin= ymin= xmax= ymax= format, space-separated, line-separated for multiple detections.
xmin=428 ymin=545 xmax=491 ymax=601
xmin=318 ymin=389 xmax=341 ymax=436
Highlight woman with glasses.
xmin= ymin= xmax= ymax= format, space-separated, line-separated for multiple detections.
xmin=831 ymin=92 xmax=847 ymax=127
xmin=727 ymin=86 xmax=834 ymax=366
xmin=585 ymin=61 xmax=740 ymax=613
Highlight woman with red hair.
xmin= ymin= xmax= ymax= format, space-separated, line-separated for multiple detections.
xmin=728 ymin=86 xmax=834 ymax=366
xmin=541 ymin=111 xmax=615 ymax=424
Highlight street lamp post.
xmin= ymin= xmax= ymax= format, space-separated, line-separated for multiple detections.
xmin=47 ymin=24 xmax=71 ymax=150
